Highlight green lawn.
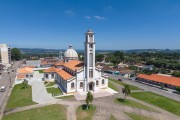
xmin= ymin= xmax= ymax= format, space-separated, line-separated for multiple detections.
xmin=46 ymin=87 xmax=62 ymax=96
xmin=108 ymin=78 xmax=140 ymax=90
xmin=6 ymin=84 xmax=36 ymax=111
xmin=46 ymin=82 xmax=55 ymax=87
xmin=108 ymin=81 xmax=119 ymax=91
xmin=110 ymin=115 xmax=117 ymax=120
xmin=3 ymin=104 xmax=67 ymax=120
xmin=130 ymin=92 xmax=180 ymax=116
xmin=34 ymin=70 xmax=44 ymax=73
xmin=125 ymin=112 xmax=154 ymax=120
xmin=76 ymin=104 xmax=96 ymax=120
xmin=114 ymin=98 xmax=154 ymax=111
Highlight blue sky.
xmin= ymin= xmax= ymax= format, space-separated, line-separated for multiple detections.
xmin=0 ymin=0 xmax=180 ymax=50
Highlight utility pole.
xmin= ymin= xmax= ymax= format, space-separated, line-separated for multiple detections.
xmin=7 ymin=72 xmax=11 ymax=88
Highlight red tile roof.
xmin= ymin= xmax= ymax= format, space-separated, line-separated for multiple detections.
xmin=137 ymin=74 xmax=180 ymax=87
xmin=17 ymin=74 xmax=26 ymax=79
xmin=63 ymin=60 xmax=83 ymax=71
xmin=17 ymin=67 xmax=33 ymax=74
xmin=54 ymin=61 xmax=65 ymax=66
xmin=56 ymin=70 xmax=73 ymax=80
xmin=43 ymin=67 xmax=60 ymax=73
xmin=43 ymin=67 xmax=73 ymax=80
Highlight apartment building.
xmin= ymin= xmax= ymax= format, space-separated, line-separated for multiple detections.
xmin=0 ymin=44 xmax=11 ymax=64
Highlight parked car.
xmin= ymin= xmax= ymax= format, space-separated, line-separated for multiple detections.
xmin=0 ymin=86 xmax=6 ymax=92
xmin=118 ymin=78 xmax=122 ymax=81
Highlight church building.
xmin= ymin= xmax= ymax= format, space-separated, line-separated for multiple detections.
xmin=43 ymin=29 xmax=108 ymax=93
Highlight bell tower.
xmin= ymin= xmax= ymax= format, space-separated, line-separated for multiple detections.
xmin=84 ymin=29 xmax=95 ymax=92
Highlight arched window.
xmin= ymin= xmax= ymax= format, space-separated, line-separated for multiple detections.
xmin=96 ymin=81 xmax=99 ymax=86
xmin=51 ymin=74 xmax=54 ymax=78
xmin=80 ymin=82 xmax=83 ymax=88
xmin=71 ymin=82 xmax=74 ymax=89
xmin=102 ymin=79 xmax=105 ymax=85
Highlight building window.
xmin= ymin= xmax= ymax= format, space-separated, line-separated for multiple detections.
xmin=51 ymin=74 xmax=54 ymax=78
xmin=102 ymin=79 xmax=105 ymax=85
xmin=89 ymin=44 xmax=93 ymax=48
xmin=80 ymin=82 xmax=83 ymax=88
xmin=89 ymin=53 xmax=93 ymax=67
xmin=96 ymin=81 xmax=99 ymax=86
xmin=46 ymin=74 xmax=48 ymax=78
xmin=89 ymin=69 xmax=93 ymax=78
xmin=71 ymin=82 xmax=75 ymax=89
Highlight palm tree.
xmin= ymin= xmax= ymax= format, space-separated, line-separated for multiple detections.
xmin=122 ymin=84 xmax=131 ymax=100
xmin=22 ymin=79 xmax=28 ymax=89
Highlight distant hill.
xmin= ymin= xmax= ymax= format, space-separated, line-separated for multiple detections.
xmin=19 ymin=48 xmax=180 ymax=54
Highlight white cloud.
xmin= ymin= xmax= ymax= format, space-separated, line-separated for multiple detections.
xmin=85 ymin=16 xmax=92 ymax=19
xmin=94 ymin=16 xmax=105 ymax=20
xmin=65 ymin=10 xmax=74 ymax=15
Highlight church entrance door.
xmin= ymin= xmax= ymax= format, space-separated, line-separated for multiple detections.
xmin=89 ymin=82 xmax=94 ymax=91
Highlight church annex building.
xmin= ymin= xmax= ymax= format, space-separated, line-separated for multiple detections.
xmin=43 ymin=29 xmax=108 ymax=94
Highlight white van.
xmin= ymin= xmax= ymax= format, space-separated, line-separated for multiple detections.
xmin=0 ymin=86 xmax=6 ymax=92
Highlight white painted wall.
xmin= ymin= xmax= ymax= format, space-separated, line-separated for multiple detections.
xmin=67 ymin=79 xmax=76 ymax=93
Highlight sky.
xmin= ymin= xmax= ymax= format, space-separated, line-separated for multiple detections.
xmin=0 ymin=0 xmax=180 ymax=50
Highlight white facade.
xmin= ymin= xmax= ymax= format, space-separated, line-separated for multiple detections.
xmin=0 ymin=44 xmax=11 ymax=64
xmin=43 ymin=29 xmax=108 ymax=94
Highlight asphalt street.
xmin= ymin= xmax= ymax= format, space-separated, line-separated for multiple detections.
xmin=0 ymin=61 xmax=22 ymax=114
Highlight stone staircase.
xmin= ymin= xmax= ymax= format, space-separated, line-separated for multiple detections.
xmin=74 ymin=90 xmax=114 ymax=101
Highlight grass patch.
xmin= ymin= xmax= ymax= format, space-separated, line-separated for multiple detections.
xmin=76 ymin=104 xmax=96 ymax=120
xmin=130 ymin=92 xmax=180 ymax=116
xmin=125 ymin=112 xmax=154 ymax=120
xmin=110 ymin=115 xmax=117 ymax=120
xmin=56 ymin=95 xmax=75 ymax=100
xmin=3 ymin=104 xmax=67 ymax=120
xmin=46 ymin=82 xmax=55 ymax=87
xmin=34 ymin=70 xmax=44 ymax=73
xmin=6 ymin=84 xmax=36 ymax=111
xmin=114 ymin=98 xmax=154 ymax=111
xmin=108 ymin=78 xmax=140 ymax=90
xmin=46 ymin=87 xmax=62 ymax=96
xmin=108 ymin=81 xmax=119 ymax=91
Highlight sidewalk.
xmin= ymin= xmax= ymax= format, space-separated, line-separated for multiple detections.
xmin=29 ymin=80 xmax=57 ymax=104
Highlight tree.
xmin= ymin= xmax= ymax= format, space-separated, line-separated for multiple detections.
xmin=176 ymin=86 xmax=180 ymax=93
xmin=22 ymin=79 xmax=28 ymax=89
xmin=172 ymin=71 xmax=180 ymax=77
xmin=11 ymin=48 xmax=22 ymax=61
xmin=85 ymin=92 xmax=93 ymax=109
xmin=96 ymin=54 xmax=104 ymax=62
xmin=122 ymin=84 xmax=131 ymax=100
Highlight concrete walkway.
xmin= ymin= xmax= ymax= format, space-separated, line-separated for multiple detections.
xmin=29 ymin=80 xmax=57 ymax=104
